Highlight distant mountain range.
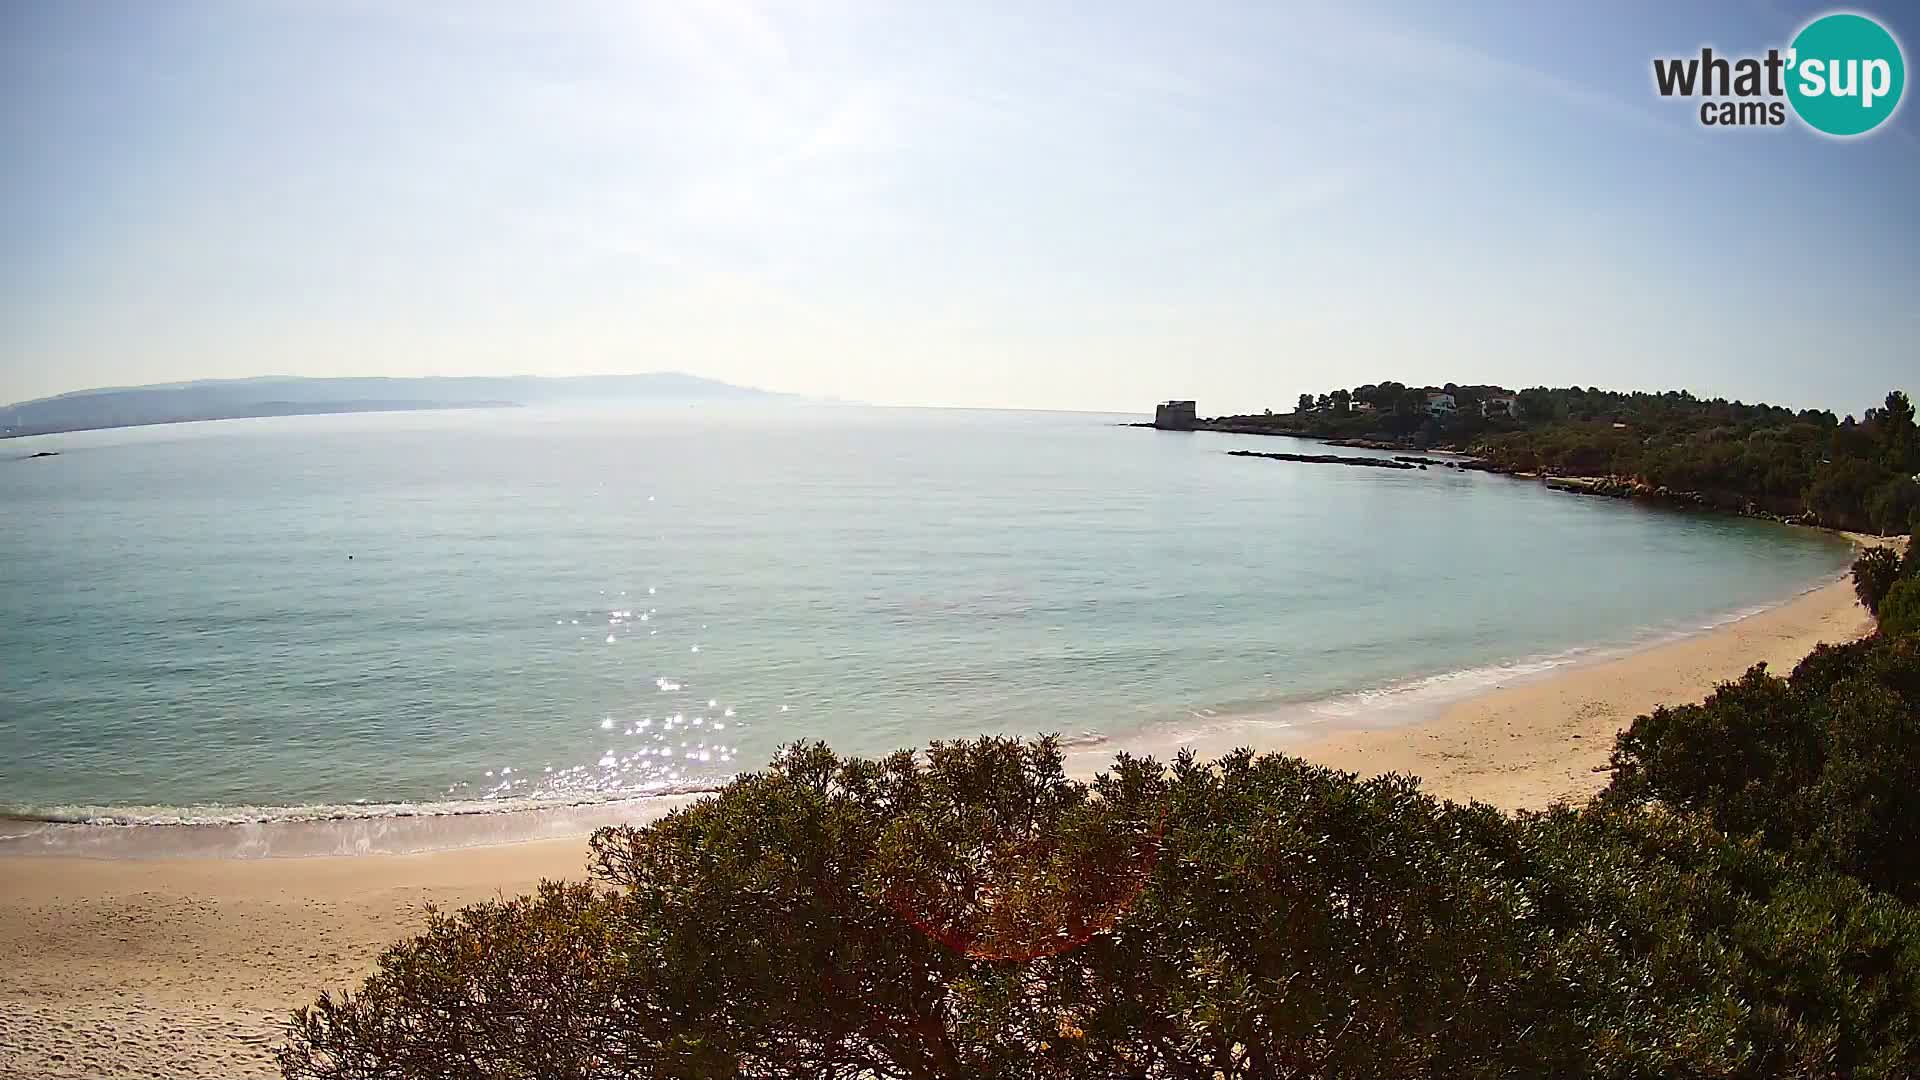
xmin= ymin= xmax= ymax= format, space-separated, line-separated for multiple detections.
xmin=0 ymin=373 xmax=796 ymax=438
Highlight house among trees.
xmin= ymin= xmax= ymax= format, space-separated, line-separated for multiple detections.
xmin=1482 ymin=394 xmax=1521 ymax=418
xmin=1424 ymin=391 xmax=1457 ymax=416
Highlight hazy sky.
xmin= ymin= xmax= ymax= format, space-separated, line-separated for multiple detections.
xmin=3 ymin=1 xmax=1915 ymax=414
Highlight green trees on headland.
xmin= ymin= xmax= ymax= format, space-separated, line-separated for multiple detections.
xmin=282 ymin=576 xmax=1920 ymax=1080
xmin=1265 ymin=385 xmax=1920 ymax=534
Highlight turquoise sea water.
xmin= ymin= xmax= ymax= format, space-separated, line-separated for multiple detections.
xmin=0 ymin=405 xmax=1853 ymax=824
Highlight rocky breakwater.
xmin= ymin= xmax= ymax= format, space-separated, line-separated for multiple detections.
xmin=1543 ymin=476 xmax=1644 ymax=498
xmin=1227 ymin=450 xmax=1417 ymax=470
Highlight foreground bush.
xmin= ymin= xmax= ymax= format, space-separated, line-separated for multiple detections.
xmin=1514 ymin=804 xmax=1920 ymax=1077
xmin=1605 ymin=632 xmax=1920 ymax=902
xmin=282 ymin=732 xmax=1920 ymax=1079
xmin=1853 ymin=533 xmax=1920 ymax=618
xmin=1854 ymin=546 xmax=1904 ymax=614
xmin=1882 ymin=578 xmax=1920 ymax=639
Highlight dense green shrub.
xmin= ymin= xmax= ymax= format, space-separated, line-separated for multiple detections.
xmin=1604 ymin=663 xmax=1824 ymax=843
xmin=283 ymin=743 xmax=1569 ymax=1079
xmin=1853 ymin=535 xmax=1920 ymax=625
xmin=281 ymin=882 xmax=643 ymax=1077
xmin=1511 ymin=804 xmax=1920 ymax=1078
xmin=1855 ymin=546 xmax=1904 ymax=613
xmin=283 ymin=724 xmax=1920 ymax=1079
xmin=1881 ymin=579 xmax=1920 ymax=639
xmin=1606 ymin=634 xmax=1920 ymax=901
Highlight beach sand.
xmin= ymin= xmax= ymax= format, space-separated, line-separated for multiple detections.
xmin=1289 ymin=569 xmax=1877 ymax=809
xmin=0 ymin=562 xmax=1885 ymax=1079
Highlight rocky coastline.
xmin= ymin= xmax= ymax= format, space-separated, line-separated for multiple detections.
xmin=1538 ymin=474 xmax=1819 ymax=527
xmin=1137 ymin=417 xmax=1828 ymax=530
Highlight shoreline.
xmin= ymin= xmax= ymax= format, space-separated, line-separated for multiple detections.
xmin=0 ymin=552 xmax=1889 ymax=1078
xmin=1290 ymin=566 xmax=1874 ymax=808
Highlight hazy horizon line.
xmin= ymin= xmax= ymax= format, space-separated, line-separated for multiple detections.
xmin=10 ymin=369 xmax=1906 ymax=420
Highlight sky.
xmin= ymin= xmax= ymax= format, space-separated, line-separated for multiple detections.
xmin=2 ymin=0 xmax=1915 ymax=415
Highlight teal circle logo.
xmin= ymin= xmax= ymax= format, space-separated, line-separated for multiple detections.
xmin=1786 ymin=13 xmax=1905 ymax=136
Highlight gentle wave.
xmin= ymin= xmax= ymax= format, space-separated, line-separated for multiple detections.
xmin=1052 ymin=729 xmax=1110 ymax=750
xmin=3 ymin=736 xmax=1112 ymax=829
xmin=1161 ymin=572 xmax=1840 ymax=743
xmin=0 ymin=780 xmax=727 ymax=829
xmin=1291 ymin=606 xmax=1793 ymax=724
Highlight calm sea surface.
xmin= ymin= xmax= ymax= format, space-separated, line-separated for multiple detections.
xmin=0 ymin=405 xmax=1853 ymax=823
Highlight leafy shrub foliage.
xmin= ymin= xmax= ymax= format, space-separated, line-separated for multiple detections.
xmin=285 ymin=702 xmax=1920 ymax=1079
xmin=1852 ymin=537 xmax=1920 ymax=623
xmin=1855 ymin=546 xmax=1905 ymax=613
xmin=1606 ymin=633 xmax=1920 ymax=902
xmin=1881 ymin=579 xmax=1920 ymax=640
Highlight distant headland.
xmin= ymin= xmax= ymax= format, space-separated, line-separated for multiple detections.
xmin=1141 ymin=383 xmax=1920 ymax=537
xmin=0 ymin=373 xmax=794 ymax=439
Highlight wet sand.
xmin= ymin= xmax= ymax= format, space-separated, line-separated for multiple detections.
xmin=0 ymin=560 xmax=1884 ymax=1079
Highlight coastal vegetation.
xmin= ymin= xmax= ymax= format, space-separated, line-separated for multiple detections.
xmin=1225 ymin=385 xmax=1920 ymax=535
xmin=1860 ymin=532 xmax=1920 ymax=640
xmin=282 ymin=564 xmax=1920 ymax=1080
xmin=1854 ymin=545 xmax=1905 ymax=613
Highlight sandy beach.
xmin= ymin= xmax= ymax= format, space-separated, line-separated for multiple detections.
xmin=0 ymin=563 xmax=1884 ymax=1080
xmin=1292 ymin=569 xmax=1878 ymax=809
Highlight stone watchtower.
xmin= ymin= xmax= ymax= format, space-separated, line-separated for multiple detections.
xmin=1153 ymin=400 xmax=1197 ymax=430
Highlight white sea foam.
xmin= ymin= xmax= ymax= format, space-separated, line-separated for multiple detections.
xmin=0 ymin=781 xmax=726 ymax=830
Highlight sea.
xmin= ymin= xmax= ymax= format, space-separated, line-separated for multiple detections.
xmin=0 ymin=404 xmax=1854 ymax=849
